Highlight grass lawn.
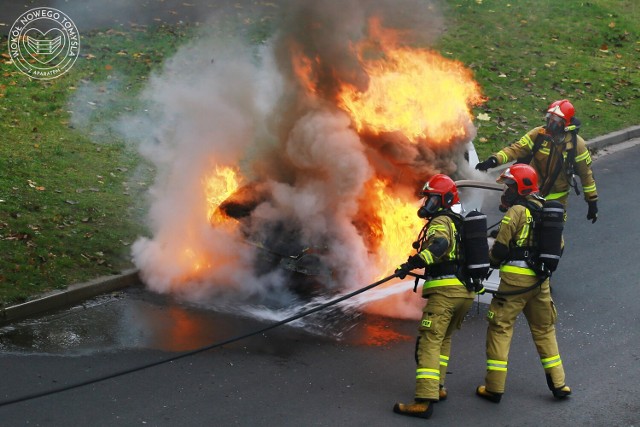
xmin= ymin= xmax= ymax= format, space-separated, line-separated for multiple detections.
xmin=0 ymin=0 xmax=638 ymax=305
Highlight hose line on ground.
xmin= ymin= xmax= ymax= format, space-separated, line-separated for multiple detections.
xmin=0 ymin=273 xmax=400 ymax=408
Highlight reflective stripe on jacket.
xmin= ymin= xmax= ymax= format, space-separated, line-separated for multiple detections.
xmin=417 ymin=213 xmax=471 ymax=298
xmin=491 ymin=198 xmax=540 ymax=286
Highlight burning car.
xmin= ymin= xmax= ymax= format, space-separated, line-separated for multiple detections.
xmin=130 ymin=11 xmax=497 ymax=309
xmin=211 ymin=142 xmax=504 ymax=300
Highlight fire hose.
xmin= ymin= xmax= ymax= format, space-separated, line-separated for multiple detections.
xmin=0 ymin=272 xmax=401 ymax=407
xmin=0 ymin=181 xmax=528 ymax=406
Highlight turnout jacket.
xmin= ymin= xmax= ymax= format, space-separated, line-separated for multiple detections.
xmin=493 ymin=126 xmax=598 ymax=204
xmin=489 ymin=196 xmax=542 ymax=287
xmin=416 ymin=213 xmax=474 ymax=299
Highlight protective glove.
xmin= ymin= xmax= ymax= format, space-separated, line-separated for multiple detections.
xmin=394 ymin=264 xmax=410 ymax=280
xmin=394 ymin=254 xmax=424 ymax=279
xmin=587 ymin=200 xmax=598 ymax=223
xmin=475 ymin=156 xmax=499 ymax=171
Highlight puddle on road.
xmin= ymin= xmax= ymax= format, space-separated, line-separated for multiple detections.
xmin=0 ymin=287 xmax=415 ymax=355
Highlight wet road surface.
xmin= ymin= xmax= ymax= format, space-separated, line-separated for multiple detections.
xmin=1 ymin=146 xmax=639 ymax=426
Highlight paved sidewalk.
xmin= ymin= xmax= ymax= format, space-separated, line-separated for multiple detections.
xmin=1 ymin=125 xmax=639 ymax=324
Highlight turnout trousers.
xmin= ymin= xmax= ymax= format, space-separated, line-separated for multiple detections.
xmin=415 ymin=293 xmax=473 ymax=400
xmin=484 ymin=280 xmax=566 ymax=393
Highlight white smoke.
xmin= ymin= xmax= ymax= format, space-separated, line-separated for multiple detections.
xmin=118 ymin=37 xmax=286 ymax=303
xmin=111 ymin=0 xmax=485 ymax=318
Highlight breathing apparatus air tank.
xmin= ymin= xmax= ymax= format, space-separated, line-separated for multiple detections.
xmin=463 ymin=210 xmax=490 ymax=285
xmin=537 ymin=200 xmax=565 ymax=273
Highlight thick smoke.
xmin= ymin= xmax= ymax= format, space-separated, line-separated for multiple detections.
xmin=115 ymin=0 xmax=479 ymax=316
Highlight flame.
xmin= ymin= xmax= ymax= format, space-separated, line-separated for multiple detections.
xmin=338 ymin=22 xmax=485 ymax=145
xmin=151 ymin=17 xmax=486 ymax=314
xmin=169 ymin=166 xmax=243 ymax=283
xmin=182 ymin=247 xmax=210 ymax=273
xmin=290 ymin=41 xmax=320 ymax=96
xmin=367 ymin=178 xmax=424 ymax=276
xmin=205 ymin=165 xmax=242 ymax=226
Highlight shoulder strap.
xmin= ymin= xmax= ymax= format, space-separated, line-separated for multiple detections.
xmin=564 ymin=130 xmax=580 ymax=195
xmin=516 ymin=132 xmax=547 ymax=164
xmin=532 ymin=133 xmax=547 ymax=155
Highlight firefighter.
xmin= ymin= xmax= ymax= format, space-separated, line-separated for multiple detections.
xmin=392 ymin=174 xmax=475 ymax=419
xmin=476 ymin=164 xmax=571 ymax=403
xmin=475 ymin=99 xmax=598 ymax=223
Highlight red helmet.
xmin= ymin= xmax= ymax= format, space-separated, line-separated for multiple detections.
xmin=546 ymin=99 xmax=575 ymax=127
xmin=421 ymin=174 xmax=459 ymax=207
xmin=496 ymin=164 xmax=539 ymax=195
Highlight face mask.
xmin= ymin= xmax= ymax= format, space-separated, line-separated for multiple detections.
xmin=499 ymin=186 xmax=518 ymax=212
xmin=418 ymin=194 xmax=441 ymax=218
xmin=546 ymin=114 xmax=566 ymax=144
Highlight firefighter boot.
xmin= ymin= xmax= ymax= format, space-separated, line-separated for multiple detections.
xmin=476 ymin=385 xmax=502 ymax=403
xmin=439 ymin=384 xmax=448 ymax=401
xmin=546 ymin=374 xmax=572 ymax=399
xmin=393 ymin=398 xmax=434 ymax=419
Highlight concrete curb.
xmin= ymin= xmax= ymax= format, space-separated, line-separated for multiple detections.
xmin=0 ymin=269 xmax=140 ymax=325
xmin=587 ymin=125 xmax=640 ymax=151
xmin=1 ymin=125 xmax=638 ymax=324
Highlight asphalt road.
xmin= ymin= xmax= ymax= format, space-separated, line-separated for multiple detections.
xmin=1 ymin=140 xmax=639 ymax=426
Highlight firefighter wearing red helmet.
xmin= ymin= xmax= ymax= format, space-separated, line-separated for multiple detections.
xmin=476 ymin=99 xmax=598 ymax=223
xmin=475 ymin=164 xmax=572 ymax=404
xmin=393 ymin=174 xmax=476 ymax=419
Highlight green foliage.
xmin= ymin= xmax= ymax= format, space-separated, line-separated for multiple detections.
xmin=438 ymin=0 xmax=639 ymax=158
xmin=0 ymin=24 xmax=193 ymax=304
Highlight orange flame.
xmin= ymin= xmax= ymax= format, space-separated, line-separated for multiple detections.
xmin=338 ymin=22 xmax=485 ymax=145
xmin=290 ymin=41 xmax=320 ymax=96
xmin=170 ymin=166 xmax=243 ymax=284
xmin=205 ymin=166 xmax=242 ymax=226
xmin=367 ymin=178 xmax=424 ymax=276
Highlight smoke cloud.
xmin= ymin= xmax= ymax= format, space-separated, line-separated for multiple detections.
xmin=107 ymin=0 xmax=482 ymax=318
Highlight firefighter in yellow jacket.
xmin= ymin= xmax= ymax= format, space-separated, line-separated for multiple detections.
xmin=476 ymin=164 xmax=571 ymax=403
xmin=392 ymin=174 xmax=475 ymax=419
xmin=476 ymin=99 xmax=598 ymax=223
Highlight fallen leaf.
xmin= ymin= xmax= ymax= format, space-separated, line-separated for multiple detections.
xmin=477 ymin=113 xmax=491 ymax=121
xmin=65 ymin=200 xmax=79 ymax=205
